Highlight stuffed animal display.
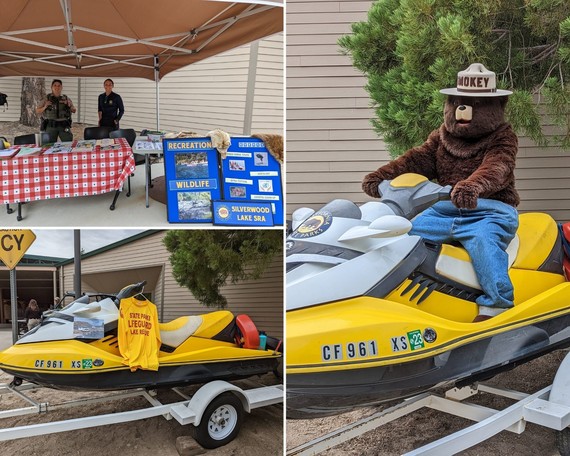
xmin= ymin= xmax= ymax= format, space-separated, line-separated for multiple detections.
xmin=362 ymin=63 xmax=519 ymax=322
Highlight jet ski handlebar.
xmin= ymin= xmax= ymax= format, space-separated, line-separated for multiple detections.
xmin=115 ymin=281 xmax=147 ymax=304
xmin=378 ymin=174 xmax=451 ymax=220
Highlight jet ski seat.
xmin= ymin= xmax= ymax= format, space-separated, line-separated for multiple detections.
xmin=512 ymin=213 xmax=563 ymax=272
xmin=433 ymin=213 xmax=562 ymax=290
xmin=159 ymin=316 xmax=203 ymax=348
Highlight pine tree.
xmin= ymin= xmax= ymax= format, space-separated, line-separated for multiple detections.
xmin=339 ymin=0 xmax=570 ymax=156
xmin=163 ymin=230 xmax=282 ymax=308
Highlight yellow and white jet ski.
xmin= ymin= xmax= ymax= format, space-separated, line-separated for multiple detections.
xmin=286 ymin=174 xmax=570 ymax=418
xmin=0 ymin=282 xmax=282 ymax=390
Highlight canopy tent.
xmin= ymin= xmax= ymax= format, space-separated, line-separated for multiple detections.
xmin=0 ymin=0 xmax=283 ymax=130
xmin=0 ymin=0 xmax=283 ymax=80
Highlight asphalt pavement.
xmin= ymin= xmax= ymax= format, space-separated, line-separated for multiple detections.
xmin=0 ymin=328 xmax=15 ymax=350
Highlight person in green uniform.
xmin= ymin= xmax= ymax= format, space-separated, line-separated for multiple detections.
xmin=36 ymin=79 xmax=76 ymax=142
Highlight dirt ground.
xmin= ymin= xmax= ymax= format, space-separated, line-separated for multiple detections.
xmin=287 ymin=350 xmax=568 ymax=455
xmin=0 ymin=370 xmax=283 ymax=456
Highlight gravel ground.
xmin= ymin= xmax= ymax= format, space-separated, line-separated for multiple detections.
xmin=0 ymin=121 xmax=95 ymax=144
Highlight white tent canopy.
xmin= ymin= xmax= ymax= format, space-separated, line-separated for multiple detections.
xmin=0 ymin=0 xmax=283 ymax=80
xmin=0 ymin=0 xmax=283 ymax=129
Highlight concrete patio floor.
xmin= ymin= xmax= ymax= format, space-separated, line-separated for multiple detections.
xmin=0 ymin=161 xmax=213 ymax=228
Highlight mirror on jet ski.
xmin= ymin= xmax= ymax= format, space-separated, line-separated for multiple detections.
xmin=115 ymin=281 xmax=147 ymax=305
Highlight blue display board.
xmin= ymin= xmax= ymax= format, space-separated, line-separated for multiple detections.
xmin=212 ymin=201 xmax=274 ymax=226
xmin=221 ymin=137 xmax=283 ymax=225
xmin=163 ymin=138 xmax=222 ymax=223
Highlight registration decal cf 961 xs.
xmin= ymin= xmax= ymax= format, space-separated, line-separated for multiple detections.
xmin=321 ymin=340 xmax=378 ymax=362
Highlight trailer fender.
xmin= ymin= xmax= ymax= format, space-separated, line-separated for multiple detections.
xmin=182 ymin=380 xmax=250 ymax=426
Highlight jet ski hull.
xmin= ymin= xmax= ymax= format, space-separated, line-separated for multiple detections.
xmin=287 ymin=313 xmax=570 ymax=418
xmin=286 ymin=288 xmax=570 ymax=418
xmin=1 ymin=357 xmax=279 ymax=391
xmin=0 ymin=336 xmax=280 ymax=391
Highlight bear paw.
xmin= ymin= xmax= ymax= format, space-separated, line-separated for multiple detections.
xmin=362 ymin=173 xmax=383 ymax=198
xmin=451 ymin=181 xmax=479 ymax=209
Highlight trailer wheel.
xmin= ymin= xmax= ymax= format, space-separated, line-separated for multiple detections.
xmin=190 ymin=392 xmax=243 ymax=449
xmin=557 ymin=428 xmax=570 ymax=456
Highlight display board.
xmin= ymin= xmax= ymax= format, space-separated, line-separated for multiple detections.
xmin=163 ymin=138 xmax=222 ymax=223
xmin=220 ymin=137 xmax=283 ymax=225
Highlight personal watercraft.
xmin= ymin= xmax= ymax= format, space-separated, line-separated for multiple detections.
xmin=286 ymin=173 xmax=570 ymax=418
xmin=0 ymin=281 xmax=282 ymax=391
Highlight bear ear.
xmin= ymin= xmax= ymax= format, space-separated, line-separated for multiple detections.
xmin=499 ymin=96 xmax=509 ymax=108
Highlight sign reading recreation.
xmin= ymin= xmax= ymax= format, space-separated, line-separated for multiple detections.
xmin=163 ymin=138 xmax=222 ymax=223
xmin=0 ymin=230 xmax=36 ymax=269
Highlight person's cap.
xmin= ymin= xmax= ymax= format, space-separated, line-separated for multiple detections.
xmin=440 ymin=63 xmax=512 ymax=97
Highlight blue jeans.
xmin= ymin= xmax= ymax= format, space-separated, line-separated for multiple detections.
xmin=409 ymin=199 xmax=519 ymax=309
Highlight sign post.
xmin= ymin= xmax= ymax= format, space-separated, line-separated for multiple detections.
xmin=0 ymin=230 xmax=37 ymax=343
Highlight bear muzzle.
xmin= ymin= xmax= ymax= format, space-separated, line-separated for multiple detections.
xmin=455 ymin=105 xmax=473 ymax=124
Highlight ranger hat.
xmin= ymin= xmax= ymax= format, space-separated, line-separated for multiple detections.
xmin=440 ymin=63 xmax=512 ymax=97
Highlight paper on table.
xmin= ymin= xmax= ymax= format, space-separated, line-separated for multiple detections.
xmin=0 ymin=149 xmax=19 ymax=158
xmin=96 ymin=138 xmax=114 ymax=147
xmin=134 ymin=140 xmax=158 ymax=151
xmin=72 ymin=140 xmax=96 ymax=152
xmin=16 ymin=147 xmax=43 ymax=156
xmin=43 ymin=144 xmax=73 ymax=154
xmin=100 ymin=143 xmax=121 ymax=151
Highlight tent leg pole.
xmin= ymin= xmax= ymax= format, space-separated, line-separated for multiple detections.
xmin=154 ymin=55 xmax=160 ymax=131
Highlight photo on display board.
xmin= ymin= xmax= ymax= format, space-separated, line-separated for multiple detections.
xmin=174 ymin=152 xmax=209 ymax=180
xmin=254 ymin=152 xmax=268 ymax=166
xmin=229 ymin=159 xmax=246 ymax=171
xmin=177 ymin=191 xmax=213 ymax=220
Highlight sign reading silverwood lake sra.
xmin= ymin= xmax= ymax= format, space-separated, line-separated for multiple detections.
xmin=163 ymin=137 xmax=283 ymax=225
xmin=213 ymin=201 xmax=274 ymax=226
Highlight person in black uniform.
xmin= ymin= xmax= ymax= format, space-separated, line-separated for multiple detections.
xmin=36 ymin=79 xmax=76 ymax=141
xmin=98 ymin=79 xmax=125 ymax=130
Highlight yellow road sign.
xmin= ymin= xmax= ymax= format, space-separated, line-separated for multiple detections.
xmin=0 ymin=230 xmax=36 ymax=270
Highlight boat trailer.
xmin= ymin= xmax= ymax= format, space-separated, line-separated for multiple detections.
xmin=287 ymin=351 xmax=570 ymax=456
xmin=0 ymin=379 xmax=283 ymax=449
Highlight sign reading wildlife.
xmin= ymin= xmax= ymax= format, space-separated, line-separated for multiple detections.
xmin=0 ymin=230 xmax=36 ymax=270
xmin=220 ymin=137 xmax=283 ymax=225
xmin=163 ymin=138 xmax=222 ymax=223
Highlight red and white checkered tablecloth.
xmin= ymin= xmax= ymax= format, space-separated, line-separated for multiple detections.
xmin=0 ymin=138 xmax=135 ymax=204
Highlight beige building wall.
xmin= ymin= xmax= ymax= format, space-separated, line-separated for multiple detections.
xmin=0 ymin=33 xmax=283 ymax=135
xmin=286 ymin=0 xmax=570 ymax=222
xmin=60 ymin=231 xmax=283 ymax=338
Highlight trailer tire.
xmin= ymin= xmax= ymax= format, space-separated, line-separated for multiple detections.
xmin=557 ymin=428 xmax=570 ymax=456
xmin=190 ymin=392 xmax=243 ymax=449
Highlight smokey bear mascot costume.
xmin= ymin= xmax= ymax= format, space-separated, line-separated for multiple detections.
xmin=362 ymin=63 xmax=519 ymax=322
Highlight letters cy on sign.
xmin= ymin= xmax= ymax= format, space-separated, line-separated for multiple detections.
xmin=0 ymin=230 xmax=36 ymax=270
